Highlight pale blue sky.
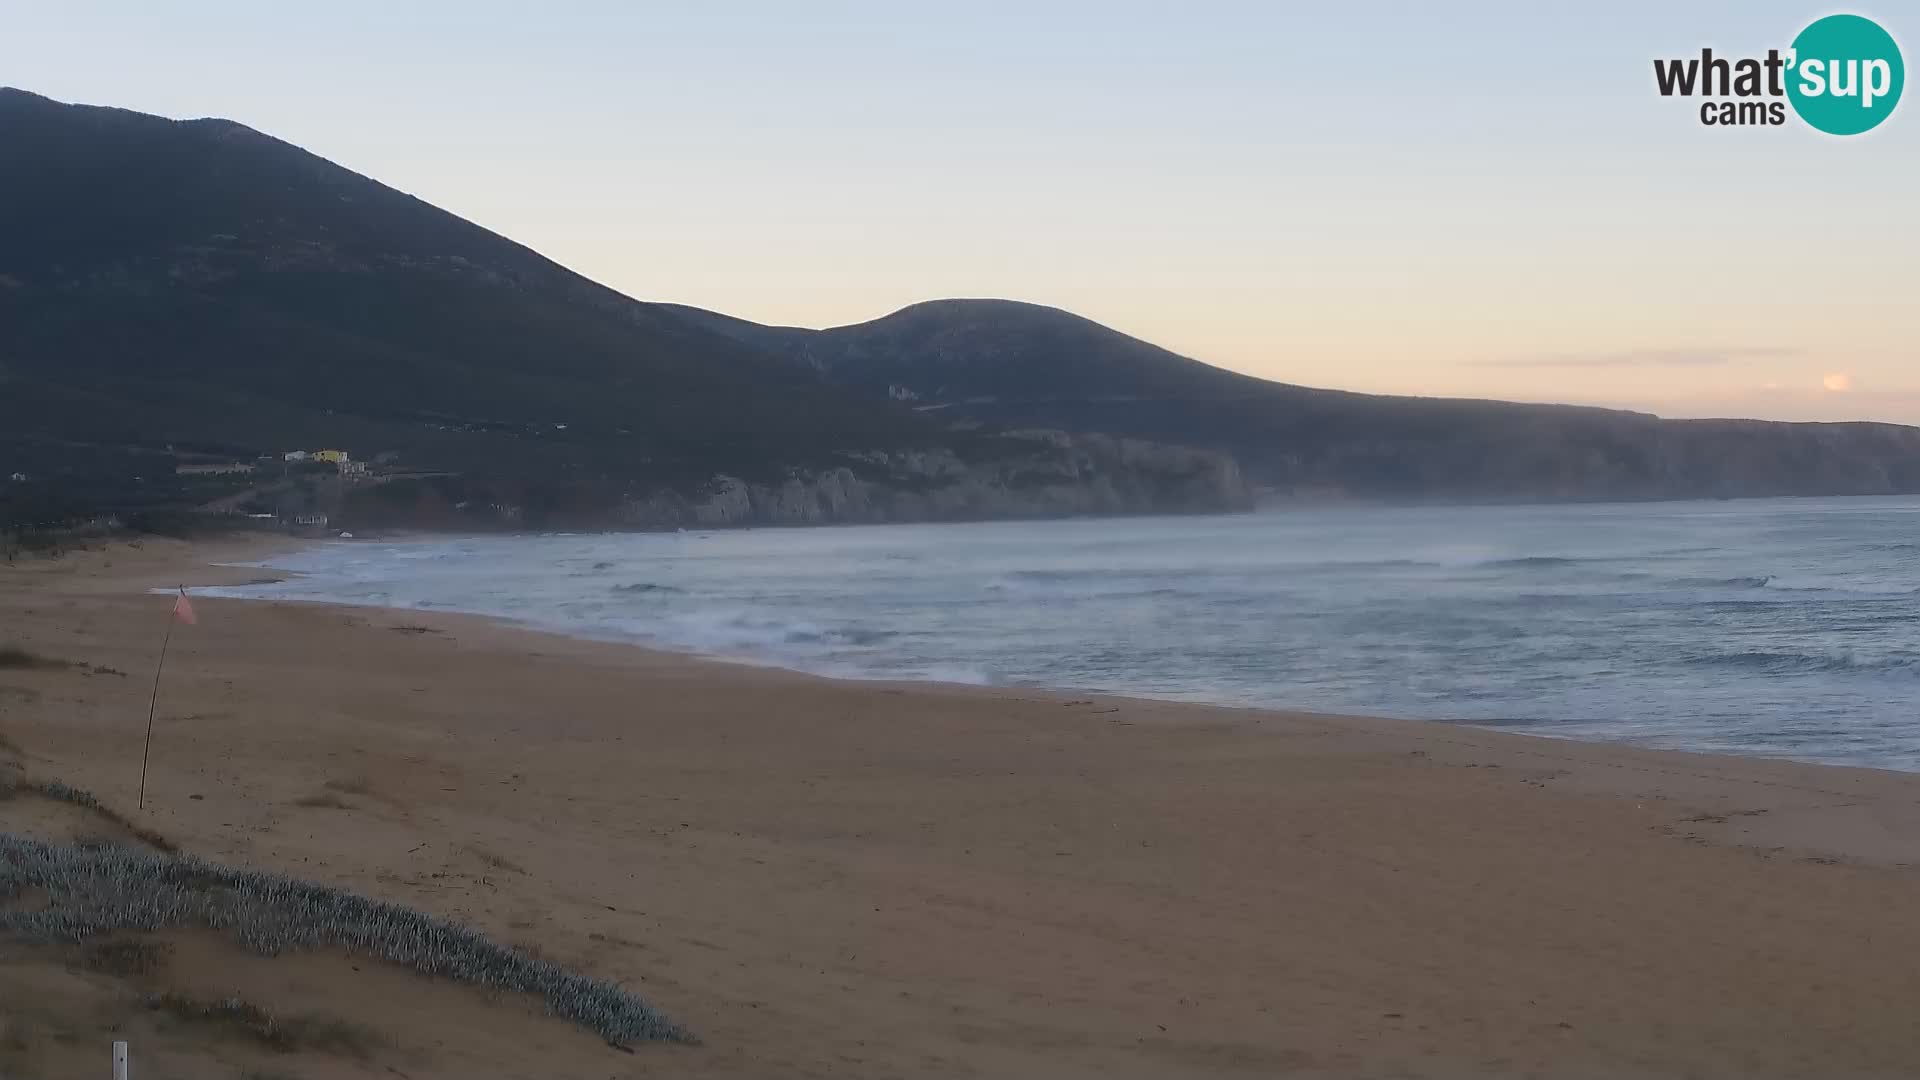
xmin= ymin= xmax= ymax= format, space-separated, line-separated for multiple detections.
xmin=3 ymin=2 xmax=1914 ymax=420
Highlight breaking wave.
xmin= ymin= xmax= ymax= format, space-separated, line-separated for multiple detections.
xmin=1685 ymin=650 xmax=1920 ymax=676
xmin=198 ymin=495 xmax=1920 ymax=770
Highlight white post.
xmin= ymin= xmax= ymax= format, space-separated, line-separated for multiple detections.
xmin=112 ymin=1040 xmax=129 ymax=1080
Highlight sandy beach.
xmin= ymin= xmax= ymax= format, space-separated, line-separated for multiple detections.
xmin=7 ymin=537 xmax=1920 ymax=1078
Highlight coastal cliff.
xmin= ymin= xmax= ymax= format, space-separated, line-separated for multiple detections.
xmin=334 ymin=431 xmax=1249 ymax=532
xmin=614 ymin=433 xmax=1248 ymax=529
xmin=669 ymin=300 xmax=1920 ymax=503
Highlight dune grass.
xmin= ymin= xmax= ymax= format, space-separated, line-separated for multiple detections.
xmin=16 ymin=779 xmax=103 ymax=811
xmin=0 ymin=777 xmax=176 ymax=852
xmin=0 ymin=832 xmax=687 ymax=1046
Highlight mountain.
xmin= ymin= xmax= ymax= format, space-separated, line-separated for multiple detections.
xmin=665 ymin=299 xmax=1920 ymax=501
xmin=0 ymin=90 xmax=1246 ymax=529
xmin=7 ymin=86 xmax=1917 ymax=534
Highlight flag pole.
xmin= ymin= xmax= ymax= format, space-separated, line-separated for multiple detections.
xmin=138 ymin=587 xmax=183 ymax=811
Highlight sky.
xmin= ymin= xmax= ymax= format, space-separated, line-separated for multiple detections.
xmin=2 ymin=1 xmax=1915 ymax=422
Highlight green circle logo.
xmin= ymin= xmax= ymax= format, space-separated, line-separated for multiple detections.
xmin=1787 ymin=14 xmax=1904 ymax=135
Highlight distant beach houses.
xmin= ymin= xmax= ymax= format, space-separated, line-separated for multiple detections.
xmin=281 ymin=448 xmax=366 ymax=475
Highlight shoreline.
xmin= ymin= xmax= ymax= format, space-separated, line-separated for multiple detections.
xmin=194 ymin=530 xmax=1920 ymax=777
xmin=10 ymin=536 xmax=1920 ymax=1075
xmin=45 ymin=534 xmax=1920 ymax=832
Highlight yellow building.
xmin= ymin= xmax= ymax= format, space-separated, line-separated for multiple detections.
xmin=313 ymin=449 xmax=349 ymax=464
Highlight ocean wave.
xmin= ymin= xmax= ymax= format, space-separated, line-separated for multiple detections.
xmin=1759 ymin=577 xmax=1918 ymax=597
xmin=1684 ymin=650 xmax=1920 ymax=676
xmin=996 ymin=554 xmax=1602 ymax=584
xmin=588 ymin=610 xmax=952 ymax=683
xmin=1665 ymin=573 xmax=1917 ymax=597
xmin=1001 ymin=568 xmax=1101 ymax=583
xmin=1478 ymin=556 xmax=1585 ymax=569
xmin=893 ymin=663 xmax=999 ymax=686
xmin=629 ymin=609 xmax=899 ymax=654
xmin=194 ymin=506 xmax=1920 ymax=769
xmin=763 ymin=657 xmax=1000 ymax=686
xmin=985 ymin=569 xmax=1167 ymax=596
xmin=1671 ymin=574 xmax=1775 ymax=589
xmin=782 ymin=626 xmax=896 ymax=646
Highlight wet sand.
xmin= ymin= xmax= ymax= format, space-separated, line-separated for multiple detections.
xmin=5 ymin=536 xmax=1920 ymax=1078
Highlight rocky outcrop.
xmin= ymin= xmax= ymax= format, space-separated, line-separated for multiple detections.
xmin=611 ymin=432 xmax=1249 ymax=530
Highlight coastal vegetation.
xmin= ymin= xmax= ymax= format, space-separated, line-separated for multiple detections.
xmin=0 ymin=776 xmax=687 ymax=1049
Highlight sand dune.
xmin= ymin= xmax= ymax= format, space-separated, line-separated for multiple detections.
xmin=5 ymin=536 xmax=1920 ymax=1077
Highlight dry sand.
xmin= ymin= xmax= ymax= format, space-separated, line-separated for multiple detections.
xmin=5 ymin=536 xmax=1920 ymax=1078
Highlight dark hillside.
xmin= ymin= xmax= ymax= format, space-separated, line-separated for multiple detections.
xmin=0 ymin=88 xmax=938 ymax=525
xmin=665 ymin=299 xmax=1920 ymax=501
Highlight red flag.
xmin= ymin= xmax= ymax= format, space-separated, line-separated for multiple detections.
xmin=172 ymin=589 xmax=197 ymax=625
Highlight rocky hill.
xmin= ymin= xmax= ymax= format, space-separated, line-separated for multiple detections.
xmin=7 ymin=85 xmax=1917 ymax=534
xmin=665 ymin=299 xmax=1920 ymax=502
xmin=0 ymin=90 xmax=1245 ymax=530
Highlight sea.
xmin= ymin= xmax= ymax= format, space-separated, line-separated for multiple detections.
xmin=202 ymin=496 xmax=1920 ymax=771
